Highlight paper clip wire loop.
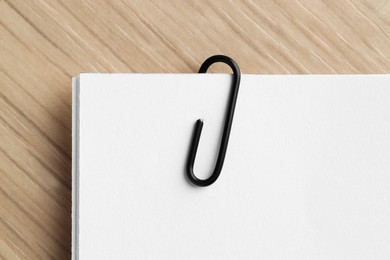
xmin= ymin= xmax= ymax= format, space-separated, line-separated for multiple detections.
xmin=186 ymin=55 xmax=241 ymax=187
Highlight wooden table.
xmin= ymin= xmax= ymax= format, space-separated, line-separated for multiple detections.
xmin=1 ymin=1 xmax=390 ymax=259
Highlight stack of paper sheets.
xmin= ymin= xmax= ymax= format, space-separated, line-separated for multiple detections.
xmin=73 ymin=74 xmax=390 ymax=259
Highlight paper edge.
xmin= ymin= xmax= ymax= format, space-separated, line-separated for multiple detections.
xmin=72 ymin=76 xmax=80 ymax=260
xmin=77 ymin=73 xmax=390 ymax=76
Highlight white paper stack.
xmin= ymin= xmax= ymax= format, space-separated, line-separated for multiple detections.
xmin=73 ymin=74 xmax=390 ymax=259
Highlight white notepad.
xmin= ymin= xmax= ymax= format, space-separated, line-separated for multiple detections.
xmin=72 ymin=74 xmax=390 ymax=259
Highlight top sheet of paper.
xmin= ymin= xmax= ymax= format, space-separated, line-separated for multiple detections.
xmin=73 ymin=74 xmax=390 ymax=259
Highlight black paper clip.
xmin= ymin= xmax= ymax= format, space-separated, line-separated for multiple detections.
xmin=186 ymin=55 xmax=241 ymax=187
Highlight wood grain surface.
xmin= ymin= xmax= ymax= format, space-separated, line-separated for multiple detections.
xmin=1 ymin=0 xmax=390 ymax=259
